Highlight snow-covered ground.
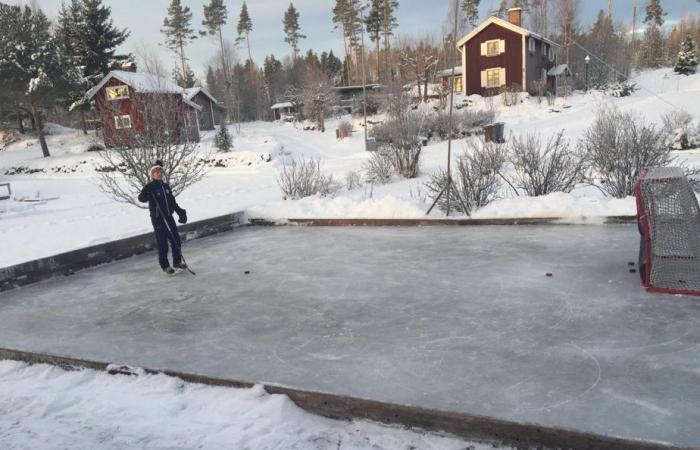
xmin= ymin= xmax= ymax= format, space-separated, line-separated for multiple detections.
xmin=0 ymin=360 xmax=491 ymax=450
xmin=1 ymin=68 xmax=699 ymax=267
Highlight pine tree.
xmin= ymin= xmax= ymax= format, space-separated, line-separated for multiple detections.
xmin=461 ymin=0 xmax=480 ymax=27
xmin=674 ymin=35 xmax=698 ymax=75
xmin=202 ymin=0 xmax=229 ymax=97
xmin=0 ymin=4 xmax=84 ymax=157
xmin=162 ymin=0 xmax=197 ymax=87
xmin=380 ymin=0 xmax=398 ymax=79
xmin=495 ymin=0 xmax=508 ymax=18
xmin=173 ymin=64 xmax=197 ymax=88
xmin=366 ymin=0 xmax=383 ymax=81
xmin=639 ymin=23 xmax=664 ymax=68
xmin=644 ymin=0 xmax=666 ymax=27
xmin=283 ymin=3 xmax=306 ymax=58
xmin=214 ymin=124 xmax=233 ymax=152
xmin=333 ymin=0 xmax=361 ymax=84
xmin=236 ymin=2 xmax=254 ymax=64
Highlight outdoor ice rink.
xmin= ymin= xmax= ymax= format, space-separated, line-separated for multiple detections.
xmin=1 ymin=224 xmax=700 ymax=447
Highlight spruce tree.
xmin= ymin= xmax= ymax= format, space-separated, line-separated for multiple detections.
xmin=162 ymin=0 xmax=197 ymax=87
xmin=214 ymin=124 xmax=233 ymax=152
xmin=174 ymin=64 xmax=197 ymax=88
xmin=674 ymin=35 xmax=698 ymax=75
xmin=639 ymin=24 xmax=664 ymax=68
xmin=461 ymin=0 xmax=480 ymax=27
xmin=236 ymin=2 xmax=254 ymax=64
xmin=0 ymin=4 xmax=84 ymax=157
xmin=283 ymin=3 xmax=306 ymax=58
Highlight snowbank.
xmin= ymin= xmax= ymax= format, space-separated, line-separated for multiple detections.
xmin=0 ymin=360 xmax=485 ymax=450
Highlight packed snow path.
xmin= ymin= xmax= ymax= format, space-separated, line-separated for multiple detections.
xmin=1 ymin=225 xmax=700 ymax=446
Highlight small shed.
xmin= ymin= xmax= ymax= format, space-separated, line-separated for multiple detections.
xmin=548 ymin=64 xmax=572 ymax=96
xmin=436 ymin=66 xmax=463 ymax=93
xmin=332 ymin=84 xmax=381 ymax=114
xmin=271 ymin=102 xmax=295 ymax=121
xmin=86 ymin=65 xmax=200 ymax=147
xmin=184 ymin=87 xmax=225 ymax=131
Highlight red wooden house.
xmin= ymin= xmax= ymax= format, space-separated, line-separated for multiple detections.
xmin=86 ymin=64 xmax=201 ymax=147
xmin=456 ymin=8 xmax=559 ymax=97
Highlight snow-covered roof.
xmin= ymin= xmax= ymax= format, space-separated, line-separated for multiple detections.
xmin=548 ymin=64 xmax=571 ymax=77
xmin=182 ymin=97 xmax=203 ymax=111
xmin=184 ymin=87 xmax=220 ymax=104
xmin=86 ymin=70 xmax=185 ymax=99
xmin=436 ymin=66 xmax=463 ymax=77
xmin=456 ymin=16 xmax=560 ymax=49
xmin=271 ymin=102 xmax=293 ymax=110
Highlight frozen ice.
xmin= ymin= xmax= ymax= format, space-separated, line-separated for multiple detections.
xmin=1 ymin=225 xmax=699 ymax=447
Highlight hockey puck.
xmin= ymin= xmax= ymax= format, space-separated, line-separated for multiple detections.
xmin=629 ymin=269 xmax=637 ymax=273
xmin=628 ymin=262 xmax=635 ymax=266
xmin=545 ymin=273 xmax=553 ymax=277
xmin=244 ymin=270 xmax=250 ymax=275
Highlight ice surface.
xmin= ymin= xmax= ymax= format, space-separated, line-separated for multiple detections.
xmin=1 ymin=225 xmax=699 ymax=446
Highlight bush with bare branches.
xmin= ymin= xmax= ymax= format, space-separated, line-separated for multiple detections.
xmin=276 ymin=156 xmax=336 ymax=200
xmin=344 ymin=170 xmax=363 ymax=190
xmin=97 ymin=94 xmax=208 ymax=208
xmin=661 ymin=109 xmax=699 ymax=150
xmin=509 ymin=130 xmax=587 ymax=196
xmin=580 ymin=108 xmax=672 ymax=198
xmin=363 ymin=150 xmax=393 ymax=184
xmin=425 ymin=138 xmax=508 ymax=215
xmin=500 ymin=84 xmax=521 ymax=106
xmin=337 ymin=121 xmax=353 ymax=139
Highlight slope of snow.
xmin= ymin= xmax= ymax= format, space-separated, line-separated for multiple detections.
xmin=1 ymin=68 xmax=699 ymax=266
xmin=0 ymin=360 xmax=491 ymax=450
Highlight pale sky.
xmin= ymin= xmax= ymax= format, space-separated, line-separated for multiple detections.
xmin=30 ymin=0 xmax=699 ymax=79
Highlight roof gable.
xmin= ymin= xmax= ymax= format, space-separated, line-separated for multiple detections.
xmin=184 ymin=87 xmax=220 ymax=104
xmin=456 ymin=16 xmax=559 ymax=49
xmin=86 ymin=70 xmax=184 ymax=100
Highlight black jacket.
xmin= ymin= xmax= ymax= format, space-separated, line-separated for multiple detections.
xmin=138 ymin=180 xmax=185 ymax=225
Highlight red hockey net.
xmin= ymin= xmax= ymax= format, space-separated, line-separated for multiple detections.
xmin=635 ymin=167 xmax=700 ymax=296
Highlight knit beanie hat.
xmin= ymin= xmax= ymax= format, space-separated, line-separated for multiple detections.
xmin=150 ymin=160 xmax=164 ymax=177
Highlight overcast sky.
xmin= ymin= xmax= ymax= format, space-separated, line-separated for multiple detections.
xmin=31 ymin=0 xmax=698 ymax=79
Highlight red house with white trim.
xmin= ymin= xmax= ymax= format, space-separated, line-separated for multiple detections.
xmin=456 ymin=8 xmax=559 ymax=97
xmin=86 ymin=64 xmax=201 ymax=147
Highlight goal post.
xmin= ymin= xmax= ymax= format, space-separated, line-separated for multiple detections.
xmin=635 ymin=167 xmax=700 ymax=296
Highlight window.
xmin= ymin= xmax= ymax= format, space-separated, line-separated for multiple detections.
xmin=547 ymin=46 xmax=554 ymax=61
xmin=481 ymin=39 xmax=504 ymax=57
xmin=528 ymin=37 xmax=536 ymax=54
xmin=453 ymin=76 xmax=463 ymax=93
xmin=114 ymin=115 xmax=132 ymax=129
xmin=106 ymin=85 xmax=129 ymax=100
xmin=486 ymin=69 xmax=501 ymax=88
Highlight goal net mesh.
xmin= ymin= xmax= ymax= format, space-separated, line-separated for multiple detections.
xmin=635 ymin=167 xmax=700 ymax=295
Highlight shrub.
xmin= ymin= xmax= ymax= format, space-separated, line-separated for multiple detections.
xmin=508 ymin=130 xmax=587 ymax=196
xmin=425 ymin=138 xmax=507 ymax=215
xmin=579 ymin=108 xmax=671 ymax=198
xmin=606 ymin=82 xmax=637 ymax=97
xmin=363 ymin=150 xmax=393 ymax=184
xmin=661 ymin=109 xmax=698 ymax=150
xmin=276 ymin=156 xmax=336 ymax=200
xmin=423 ymin=109 xmax=495 ymax=141
xmin=337 ymin=121 xmax=353 ymax=139
xmin=500 ymin=84 xmax=521 ymax=106
xmin=214 ymin=125 xmax=233 ymax=152
xmin=344 ymin=170 xmax=363 ymax=190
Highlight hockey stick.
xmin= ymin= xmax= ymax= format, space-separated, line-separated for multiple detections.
xmin=149 ymin=191 xmax=196 ymax=276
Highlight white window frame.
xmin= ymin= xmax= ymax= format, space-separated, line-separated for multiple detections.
xmin=486 ymin=68 xmax=501 ymax=88
xmin=106 ymin=85 xmax=130 ymax=101
xmin=114 ymin=114 xmax=132 ymax=129
xmin=528 ymin=37 xmax=536 ymax=54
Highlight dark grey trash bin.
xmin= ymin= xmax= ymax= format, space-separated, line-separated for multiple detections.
xmin=365 ymin=137 xmax=378 ymax=152
xmin=493 ymin=122 xmax=505 ymax=143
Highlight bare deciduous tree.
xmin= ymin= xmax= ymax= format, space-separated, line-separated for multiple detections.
xmin=302 ymin=70 xmax=337 ymax=133
xmin=400 ymin=35 xmax=439 ymax=103
xmin=97 ymin=93 xmax=209 ymax=207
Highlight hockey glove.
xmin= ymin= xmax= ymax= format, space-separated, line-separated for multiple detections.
xmin=178 ymin=210 xmax=188 ymax=224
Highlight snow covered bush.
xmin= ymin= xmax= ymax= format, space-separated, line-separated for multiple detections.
xmin=425 ymin=138 xmax=507 ymax=215
xmin=276 ymin=156 xmax=336 ymax=200
xmin=580 ymin=108 xmax=671 ymax=198
xmin=661 ymin=110 xmax=698 ymax=150
xmin=605 ymin=82 xmax=637 ymax=97
xmin=363 ymin=151 xmax=393 ymax=185
xmin=424 ymin=109 xmax=495 ymax=141
xmin=508 ymin=130 xmax=587 ymax=196
xmin=214 ymin=125 xmax=233 ymax=152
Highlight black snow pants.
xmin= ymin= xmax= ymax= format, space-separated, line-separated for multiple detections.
xmin=153 ymin=216 xmax=182 ymax=270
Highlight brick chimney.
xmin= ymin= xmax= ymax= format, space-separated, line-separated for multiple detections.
xmin=508 ymin=7 xmax=522 ymax=27
xmin=121 ymin=62 xmax=137 ymax=73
